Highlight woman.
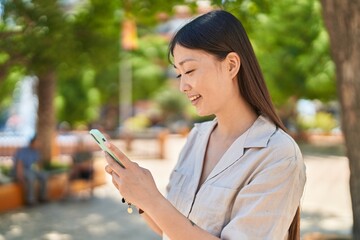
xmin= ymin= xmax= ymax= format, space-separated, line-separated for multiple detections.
xmin=105 ymin=10 xmax=306 ymax=240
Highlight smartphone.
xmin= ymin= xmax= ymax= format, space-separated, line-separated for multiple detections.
xmin=89 ymin=129 xmax=125 ymax=168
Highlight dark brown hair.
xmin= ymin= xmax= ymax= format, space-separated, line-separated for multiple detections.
xmin=169 ymin=10 xmax=299 ymax=239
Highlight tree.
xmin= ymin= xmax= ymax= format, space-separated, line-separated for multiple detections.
xmin=253 ymin=0 xmax=335 ymax=104
xmin=238 ymin=0 xmax=335 ymax=131
xmin=321 ymin=0 xmax=360 ymax=238
xmin=56 ymin=0 xmax=120 ymax=127
xmin=0 ymin=0 xmax=120 ymax=163
xmin=1 ymin=0 xmax=338 ymax=163
xmin=1 ymin=0 xmax=72 ymax=163
xmin=131 ymin=35 xmax=169 ymax=101
xmin=0 ymin=0 xmax=188 ymax=163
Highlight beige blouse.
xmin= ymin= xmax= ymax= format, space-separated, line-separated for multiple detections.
xmin=164 ymin=116 xmax=306 ymax=240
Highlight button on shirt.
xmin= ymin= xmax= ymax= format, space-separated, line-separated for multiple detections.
xmin=164 ymin=116 xmax=306 ymax=240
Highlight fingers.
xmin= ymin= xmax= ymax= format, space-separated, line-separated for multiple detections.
xmin=106 ymin=165 xmax=121 ymax=190
xmin=106 ymin=142 xmax=133 ymax=169
xmin=112 ymin=172 xmax=120 ymax=189
xmin=105 ymin=165 xmax=112 ymax=174
xmin=105 ymin=153 xmax=125 ymax=176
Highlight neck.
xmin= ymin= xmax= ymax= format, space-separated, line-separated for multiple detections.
xmin=213 ymin=98 xmax=258 ymax=141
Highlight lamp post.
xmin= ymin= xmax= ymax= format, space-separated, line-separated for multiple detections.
xmin=119 ymin=19 xmax=138 ymax=127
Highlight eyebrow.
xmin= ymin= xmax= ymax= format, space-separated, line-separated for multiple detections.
xmin=173 ymin=58 xmax=196 ymax=69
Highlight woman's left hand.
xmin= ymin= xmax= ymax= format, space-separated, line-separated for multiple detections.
xmin=104 ymin=142 xmax=161 ymax=211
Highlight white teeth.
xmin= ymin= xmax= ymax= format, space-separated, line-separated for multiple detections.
xmin=189 ymin=95 xmax=201 ymax=101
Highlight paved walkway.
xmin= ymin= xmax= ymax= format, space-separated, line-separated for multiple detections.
xmin=301 ymin=155 xmax=352 ymax=238
xmin=0 ymin=135 xmax=352 ymax=239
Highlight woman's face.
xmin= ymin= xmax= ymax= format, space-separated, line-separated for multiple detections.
xmin=173 ymin=44 xmax=234 ymax=116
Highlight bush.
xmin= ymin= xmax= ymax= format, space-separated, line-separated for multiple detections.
xmin=123 ymin=114 xmax=151 ymax=132
xmin=43 ymin=161 xmax=70 ymax=173
xmin=153 ymin=87 xmax=188 ymax=124
xmin=314 ymin=112 xmax=337 ymax=133
xmin=297 ymin=111 xmax=338 ymax=134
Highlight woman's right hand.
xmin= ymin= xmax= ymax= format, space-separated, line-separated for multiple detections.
xmin=103 ymin=142 xmax=162 ymax=212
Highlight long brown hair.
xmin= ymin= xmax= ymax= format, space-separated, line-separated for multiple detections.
xmin=169 ymin=10 xmax=300 ymax=239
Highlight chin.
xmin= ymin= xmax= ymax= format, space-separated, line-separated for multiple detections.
xmin=196 ymin=109 xmax=213 ymax=117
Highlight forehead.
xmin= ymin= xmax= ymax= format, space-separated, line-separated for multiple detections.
xmin=173 ymin=44 xmax=213 ymax=67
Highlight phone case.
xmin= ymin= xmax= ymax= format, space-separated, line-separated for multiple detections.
xmin=89 ymin=129 xmax=125 ymax=168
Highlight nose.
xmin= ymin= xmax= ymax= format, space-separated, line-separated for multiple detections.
xmin=179 ymin=77 xmax=191 ymax=93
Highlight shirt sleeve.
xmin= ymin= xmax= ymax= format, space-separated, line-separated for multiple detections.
xmin=221 ymin=155 xmax=306 ymax=240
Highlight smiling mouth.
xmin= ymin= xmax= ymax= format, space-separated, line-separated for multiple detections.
xmin=189 ymin=94 xmax=201 ymax=102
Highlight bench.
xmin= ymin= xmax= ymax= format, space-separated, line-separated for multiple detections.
xmin=120 ymin=128 xmax=169 ymax=159
xmin=0 ymin=158 xmax=106 ymax=213
xmin=0 ymin=173 xmax=68 ymax=212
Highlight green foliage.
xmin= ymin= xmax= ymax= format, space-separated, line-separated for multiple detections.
xmin=43 ymin=160 xmax=70 ymax=173
xmin=56 ymin=69 xmax=102 ymax=125
xmin=130 ymin=35 xmax=169 ymax=101
xmin=3 ymin=0 xmax=75 ymax=72
xmin=220 ymin=0 xmax=271 ymax=32
xmin=120 ymin=0 xmax=187 ymax=26
xmin=251 ymin=0 xmax=336 ymax=105
xmin=55 ymin=0 xmax=121 ymax=125
xmin=297 ymin=115 xmax=313 ymax=132
xmin=297 ymin=111 xmax=338 ymax=133
xmin=0 ymin=0 xmax=337 ymax=130
xmin=153 ymin=86 xmax=188 ymax=123
xmin=70 ymin=0 xmax=120 ymax=70
xmin=0 ymin=68 xmax=25 ymax=109
xmin=0 ymin=67 xmax=25 ymax=129
xmin=1 ymin=0 xmax=122 ymax=127
xmin=0 ymin=164 xmax=11 ymax=177
xmin=314 ymin=112 xmax=338 ymax=133
xmin=123 ymin=114 xmax=151 ymax=132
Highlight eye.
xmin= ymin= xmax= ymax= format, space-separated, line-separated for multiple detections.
xmin=185 ymin=70 xmax=194 ymax=75
xmin=176 ymin=70 xmax=194 ymax=79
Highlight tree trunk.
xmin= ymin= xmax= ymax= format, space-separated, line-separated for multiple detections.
xmin=321 ymin=0 xmax=360 ymax=238
xmin=36 ymin=70 xmax=56 ymax=165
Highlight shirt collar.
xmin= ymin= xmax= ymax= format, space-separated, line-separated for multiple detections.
xmin=193 ymin=118 xmax=217 ymax=136
xmin=194 ymin=115 xmax=277 ymax=149
xmin=244 ymin=115 xmax=277 ymax=148
xmin=191 ymin=115 xmax=277 ymax=184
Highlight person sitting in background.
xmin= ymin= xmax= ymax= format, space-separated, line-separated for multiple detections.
xmin=12 ymin=134 xmax=48 ymax=206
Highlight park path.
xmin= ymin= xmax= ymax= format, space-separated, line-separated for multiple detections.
xmin=0 ymin=135 xmax=352 ymax=239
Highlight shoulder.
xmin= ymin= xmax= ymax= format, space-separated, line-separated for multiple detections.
xmin=247 ymin=115 xmax=301 ymax=159
xmin=244 ymin=116 xmax=304 ymax=178
xmin=268 ymin=128 xmax=302 ymax=161
xmin=258 ymin=128 xmax=305 ymax=183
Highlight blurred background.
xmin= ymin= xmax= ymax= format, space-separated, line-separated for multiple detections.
xmin=0 ymin=0 xmax=355 ymax=239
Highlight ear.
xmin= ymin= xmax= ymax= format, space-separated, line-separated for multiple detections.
xmin=226 ymin=52 xmax=241 ymax=79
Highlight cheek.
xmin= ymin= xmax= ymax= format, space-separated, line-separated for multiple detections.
xmin=202 ymin=80 xmax=227 ymax=107
xmin=194 ymin=64 xmax=225 ymax=96
xmin=206 ymin=73 xmax=226 ymax=95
